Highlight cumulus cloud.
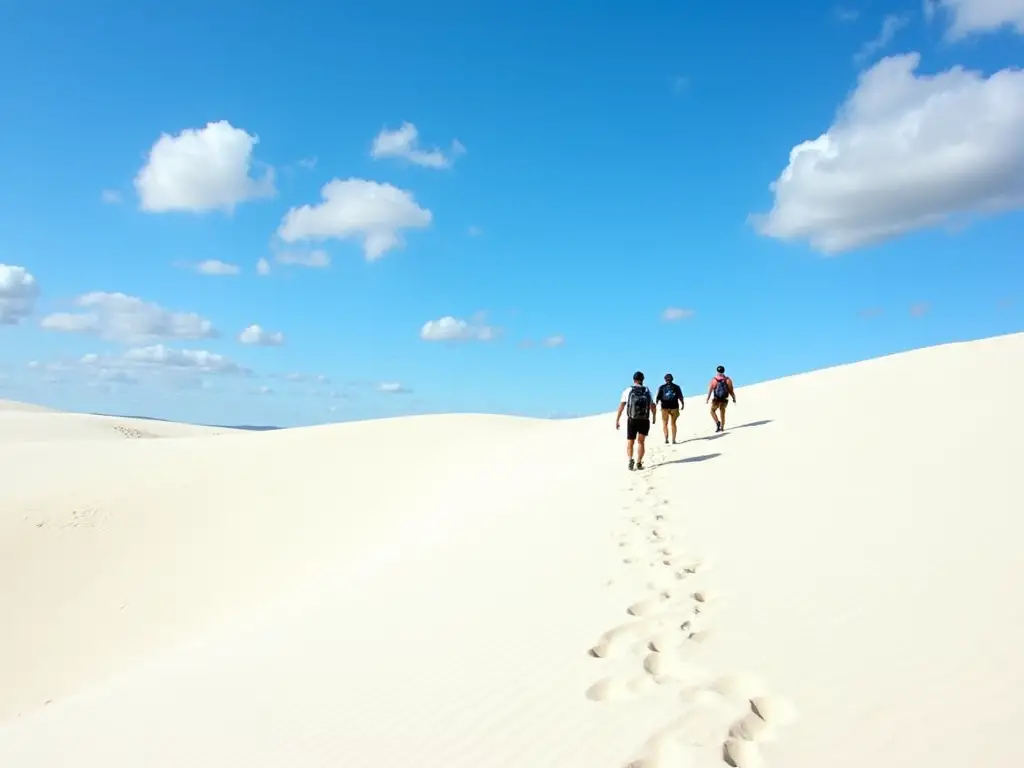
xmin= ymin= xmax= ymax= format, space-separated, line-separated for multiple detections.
xmin=277 ymin=178 xmax=432 ymax=260
xmin=275 ymin=250 xmax=330 ymax=268
xmin=122 ymin=344 xmax=248 ymax=374
xmin=238 ymin=324 xmax=285 ymax=346
xmin=751 ymin=54 xmax=1024 ymax=253
xmin=377 ymin=381 xmax=411 ymax=394
xmin=419 ymin=314 xmax=498 ymax=342
xmin=929 ymin=0 xmax=1024 ymax=38
xmin=0 ymin=264 xmax=40 ymax=325
xmin=40 ymin=292 xmax=217 ymax=344
xmin=371 ymin=122 xmax=465 ymax=169
xmin=73 ymin=346 xmax=248 ymax=391
xmin=661 ymin=307 xmax=695 ymax=321
xmin=854 ymin=14 xmax=908 ymax=64
xmin=134 ymin=120 xmax=276 ymax=213
xmin=194 ymin=259 xmax=240 ymax=276
xmin=256 ymin=258 xmax=271 ymax=276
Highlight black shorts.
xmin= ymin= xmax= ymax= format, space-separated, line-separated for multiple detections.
xmin=626 ymin=418 xmax=650 ymax=440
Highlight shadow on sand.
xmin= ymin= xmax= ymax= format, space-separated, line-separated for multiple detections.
xmin=656 ymin=452 xmax=722 ymax=468
xmin=729 ymin=419 xmax=773 ymax=429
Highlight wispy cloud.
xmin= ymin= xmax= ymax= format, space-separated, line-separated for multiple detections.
xmin=661 ymin=307 xmax=696 ymax=322
xmin=854 ymin=14 xmax=909 ymax=65
xmin=835 ymin=6 xmax=859 ymax=23
xmin=910 ymin=301 xmax=930 ymax=317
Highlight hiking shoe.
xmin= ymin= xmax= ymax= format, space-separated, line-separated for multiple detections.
xmin=636 ymin=460 xmax=644 ymax=470
xmin=628 ymin=458 xmax=635 ymax=471
xmin=665 ymin=437 xmax=669 ymax=444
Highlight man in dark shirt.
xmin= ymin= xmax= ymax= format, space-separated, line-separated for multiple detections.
xmin=655 ymin=373 xmax=684 ymax=444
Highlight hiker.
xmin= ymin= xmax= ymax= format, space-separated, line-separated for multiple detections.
xmin=656 ymin=373 xmax=684 ymax=444
xmin=615 ymin=370 xmax=657 ymax=471
xmin=705 ymin=365 xmax=736 ymax=432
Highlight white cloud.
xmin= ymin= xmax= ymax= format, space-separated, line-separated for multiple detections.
xmin=377 ymin=381 xmax=410 ymax=394
xmin=123 ymin=344 xmax=248 ymax=375
xmin=74 ymin=346 xmax=247 ymax=390
xmin=836 ymin=6 xmax=860 ymax=22
xmin=194 ymin=259 xmax=240 ymax=276
xmin=854 ymin=14 xmax=909 ymax=64
xmin=256 ymin=257 xmax=271 ymax=276
xmin=101 ymin=189 xmax=122 ymax=204
xmin=0 ymin=264 xmax=40 ymax=325
xmin=277 ymin=178 xmax=432 ymax=260
xmin=40 ymin=292 xmax=217 ymax=344
xmin=419 ymin=315 xmax=498 ymax=342
xmin=275 ymin=250 xmax=331 ymax=268
xmin=930 ymin=0 xmax=1024 ymax=38
xmin=751 ymin=54 xmax=1024 ymax=253
xmin=252 ymin=385 xmax=274 ymax=395
xmin=371 ymin=122 xmax=465 ymax=169
xmin=541 ymin=334 xmax=565 ymax=347
xmin=296 ymin=157 xmax=318 ymax=170
xmin=661 ymin=307 xmax=695 ymax=321
xmin=238 ymin=324 xmax=285 ymax=346
xmin=134 ymin=120 xmax=276 ymax=213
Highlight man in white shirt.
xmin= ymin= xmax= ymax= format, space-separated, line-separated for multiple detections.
xmin=615 ymin=370 xmax=657 ymax=470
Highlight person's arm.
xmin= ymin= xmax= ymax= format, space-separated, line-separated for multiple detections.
xmin=615 ymin=392 xmax=626 ymax=429
xmin=728 ymin=377 xmax=737 ymax=403
xmin=649 ymin=388 xmax=657 ymax=420
xmin=679 ymin=386 xmax=685 ymax=410
xmin=705 ymin=379 xmax=714 ymax=404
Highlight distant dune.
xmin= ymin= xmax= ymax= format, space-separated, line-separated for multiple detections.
xmin=1 ymin=332 xmax=1021 ymax=768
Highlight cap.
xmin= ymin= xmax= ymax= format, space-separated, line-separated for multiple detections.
xmin=716 ymin=365 xmax=725 ymax=373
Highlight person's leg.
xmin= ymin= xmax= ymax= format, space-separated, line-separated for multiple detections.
xmin=626 ymin=419 xmax=638 ymax=467
xmin=626 ymin=438 xmax=635 ymax=458
xmin=636 ymin=419 xmax=650 ymax=467
xmin=669 ymin=409 xmax=679 ymax=442
xmin=719 ymin=400 xmax=728 ymax=430
xmin=710 ymin=401 xmax=721 ymax=429
xmin=661 ymin=408 xmax=670 ymax=441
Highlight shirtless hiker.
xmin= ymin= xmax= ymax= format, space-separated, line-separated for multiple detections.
xmin=705 ymin=365 xmax=736 ymax=432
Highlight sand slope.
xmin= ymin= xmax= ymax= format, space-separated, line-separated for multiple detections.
xmin=1 ymin=333 xmax=1021 ymax=768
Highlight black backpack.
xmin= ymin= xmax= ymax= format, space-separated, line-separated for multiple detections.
xmin=626 ymin=385 xmax=652 ymax=419
xmin=713 ymin=377 xmax=730 ymax=400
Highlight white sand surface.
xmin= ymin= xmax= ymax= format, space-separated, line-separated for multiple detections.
xmin=1 ymin=332 xmax=1021 ymax=768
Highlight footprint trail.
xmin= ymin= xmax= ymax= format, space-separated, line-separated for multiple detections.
xmin=585 ymin=437 xmax=797 ymax=767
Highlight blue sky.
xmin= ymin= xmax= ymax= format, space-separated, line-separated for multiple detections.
xmin=1 ymin=0 xmax=1021 ymax=427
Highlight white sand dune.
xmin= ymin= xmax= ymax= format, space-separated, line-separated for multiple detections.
xmin=0 ymin=401 xmax=240 ymax=443
xmin=1 ymin=332 xmax=1021 ymax=768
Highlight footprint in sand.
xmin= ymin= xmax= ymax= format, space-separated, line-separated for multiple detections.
xmin=585 ymin=674 xmax=658 ymax=702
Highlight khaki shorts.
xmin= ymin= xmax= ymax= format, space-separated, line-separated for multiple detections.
xmin=711 ymin=398 xmax=729 ymax=409
xmin=661 ymin=408 xmax=680 ymax=421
